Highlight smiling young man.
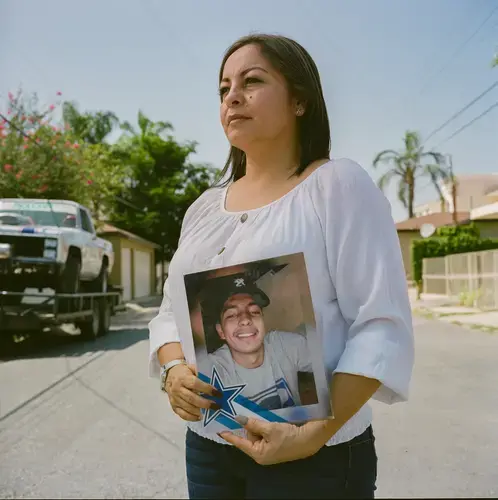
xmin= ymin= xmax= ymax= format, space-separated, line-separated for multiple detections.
xmin=199 ymin=272 xmax=315 ymax=411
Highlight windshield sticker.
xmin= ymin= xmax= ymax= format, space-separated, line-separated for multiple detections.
xmin=0 ymin=201 xmax=77 ymax=214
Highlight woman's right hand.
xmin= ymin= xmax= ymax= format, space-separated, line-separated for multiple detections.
xmin=164 ymin=363 xmax=222 ymax=422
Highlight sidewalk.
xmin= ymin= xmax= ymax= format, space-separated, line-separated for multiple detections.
xmin=111 ymin=295 xmax=162 ymax=330
xmin=409 ymin=288 xmax=498 ymax=332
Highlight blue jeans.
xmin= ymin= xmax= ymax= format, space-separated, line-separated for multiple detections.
xmin=185 ymin=425 xmax=378 ymax=499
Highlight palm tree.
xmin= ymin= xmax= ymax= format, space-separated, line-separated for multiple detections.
xmin=120 ymin=110 xmax=172 ymax=142
xmin=373 ymin=130 xmax=451 ymax=219
xmin=62 ymin=101 xmax=119 ymax=144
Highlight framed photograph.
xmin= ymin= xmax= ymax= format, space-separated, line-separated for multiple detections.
xmin=183 ymin=252 xmax=333 ymax=434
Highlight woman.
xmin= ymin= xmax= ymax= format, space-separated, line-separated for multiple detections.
xmin=148 ymin=33 xmax=414 ymax=499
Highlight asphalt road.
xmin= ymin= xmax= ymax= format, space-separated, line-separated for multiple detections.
xmin=0 ymin=312 xmax=497 ymax=498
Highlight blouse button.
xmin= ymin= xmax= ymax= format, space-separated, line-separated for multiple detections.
xmin=218 ymin=247 xmax=225 ymax=255
xmin=240 ymin=213 xmax=248 ymax=223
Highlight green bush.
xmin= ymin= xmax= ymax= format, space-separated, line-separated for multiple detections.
xmin=411 ymin=223 xmax=498 ymax=286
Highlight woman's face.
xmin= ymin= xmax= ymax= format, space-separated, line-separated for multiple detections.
xmin=219 ymin=44 xmax=299 ymax=151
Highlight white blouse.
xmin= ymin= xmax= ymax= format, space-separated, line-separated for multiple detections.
xmin=148 ymin=157 xmax=414 ymax=447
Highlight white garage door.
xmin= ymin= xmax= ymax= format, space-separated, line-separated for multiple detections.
xmin=121 ymin=248 xmax=132 ymax=301
xmin=134 ymin=250 xmax=151 ymax=299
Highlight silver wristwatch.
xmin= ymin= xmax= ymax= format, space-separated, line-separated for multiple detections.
xmin=160 ymin=358 xmax=187 ymax=392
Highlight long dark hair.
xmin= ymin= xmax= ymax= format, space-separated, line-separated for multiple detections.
xmin=215 ymin=33 xmax=331 ymax=186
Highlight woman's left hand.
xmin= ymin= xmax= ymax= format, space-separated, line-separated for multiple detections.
xmin=218 ymin=416 xmax=329 ymax=465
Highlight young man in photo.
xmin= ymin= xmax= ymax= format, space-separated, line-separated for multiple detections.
xmin=199 ymin=272 xmax=316 ymax=411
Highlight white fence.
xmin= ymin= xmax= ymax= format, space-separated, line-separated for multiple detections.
xmin=422 ymin=249 xmax=498 ymax=310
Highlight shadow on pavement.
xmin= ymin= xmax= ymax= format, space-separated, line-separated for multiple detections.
xmin=0 ymin=326 xmax=149 ymax=362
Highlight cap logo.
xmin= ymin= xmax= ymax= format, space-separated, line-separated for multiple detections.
xmin=234 ymin=278 xmax=245 ymax=287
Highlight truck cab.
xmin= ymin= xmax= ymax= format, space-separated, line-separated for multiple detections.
xmin=0 ymin=199 xmax=114 ymax=296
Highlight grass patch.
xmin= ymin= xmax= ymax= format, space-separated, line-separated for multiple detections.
xmin=413 ymin=308 xmax=497 ymax=334
xmin=449 ymin=320 xmax=498 ymax=334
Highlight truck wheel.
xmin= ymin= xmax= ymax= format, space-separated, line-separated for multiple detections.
xmin=92 ymin=261 xmax=108 ymax=293
xmin=78 ymin=300 xmax=100 ymax=340
xmin=59 ymin=255 xmax=81 ymax=294
xmin=98 ymin=298 xmax=111 ymax=336
xmin=58 ymin=255 xmax=81 ymax=312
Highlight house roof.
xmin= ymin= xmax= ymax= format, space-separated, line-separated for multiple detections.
xmin=98 ymin=223 xmax=160 ymax=249
xmin=395 ymin=212 xmax=471 ymax=231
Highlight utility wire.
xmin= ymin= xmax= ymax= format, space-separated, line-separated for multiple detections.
xmin=434 ymin=100 xmax=498 ymax=148
xmin=418 ymin=3 xmax=498 ymax=95
xmin=422 ymin=80 xmax=498 ymax=145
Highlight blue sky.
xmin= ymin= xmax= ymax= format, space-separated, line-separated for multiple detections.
xmin=1 ymin=0 xmax=497 ymax=222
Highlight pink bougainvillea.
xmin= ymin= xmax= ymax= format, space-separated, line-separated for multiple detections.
xmin=1 ymin=88 xmax=123 ymax=210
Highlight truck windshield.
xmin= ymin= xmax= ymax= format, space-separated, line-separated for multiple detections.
xmin=0 ymin=201 xmax=78 ymax=228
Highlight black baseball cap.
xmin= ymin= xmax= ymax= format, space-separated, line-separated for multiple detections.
xmin=199 ymin=272 xmax=270 ymax=320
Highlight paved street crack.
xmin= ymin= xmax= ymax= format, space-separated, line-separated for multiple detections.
xmin=66 ymin=359 xmax=181 ymax=452
xmin=0 ymin=351 xmax=106 ymax=423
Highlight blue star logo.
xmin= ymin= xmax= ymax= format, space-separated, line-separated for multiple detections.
xmin=203 ymin=366 xmax=246 ymax=427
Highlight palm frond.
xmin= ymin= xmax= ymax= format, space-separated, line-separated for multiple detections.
xmin=403 ymin=130 xmax=421 ymax=155
xmin=120 ymin=121 xmax=136 ymax=135
xmin=373 ymin=149 xmax=400 ymax=167
xmin=155 ymin=121 xmax=173 ymax=134
xmin=421 ymin=150 xmax=445 ymax=165
xmin=377 ymin=169 xmax=399 ymax=191
xmin=138 ymin=110 xmax=151 ymax=138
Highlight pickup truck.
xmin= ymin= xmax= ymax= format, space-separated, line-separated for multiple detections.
xmin=0 ymin=198 xmax=114 ymax=301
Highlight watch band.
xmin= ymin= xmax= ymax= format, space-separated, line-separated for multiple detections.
xmin=160 ymin=358 xmax=186 ymax=391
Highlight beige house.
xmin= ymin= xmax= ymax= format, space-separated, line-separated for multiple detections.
xmin=397 ymin=213 xmax=498 ymax=281
xmin=398 ymin=173 xmax=498 ymax=280
xmin=98 ymin=224 xmax=159 ymax=301
xmin=414 ymin=173 xmax=498 ymax=217
xmin=396 ymin=212 xmax=471 ymax=281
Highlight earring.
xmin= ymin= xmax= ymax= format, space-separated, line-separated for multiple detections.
xmin=296 ymin=107 xmax=304 ymax=116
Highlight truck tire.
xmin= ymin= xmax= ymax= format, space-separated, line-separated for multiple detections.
xmin=58 ymin=255 xmax=81 ymax=312
xmin=92 ymin=261 xmax=108 ymax=293
xmin=78 ymin=300 xmax=100 ymax=340
xmin=98 ymin=298 xmax=111 ymax=336
xmin=59 ymin=255 xmax=81 ymax=294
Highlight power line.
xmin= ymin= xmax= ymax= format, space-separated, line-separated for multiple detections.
xmin=418 ymin=4 xmax=498 ymax=96
xmin=382 ymin=6 xmax=498 ymax=149
xmin=422 ymin=79 xmax=498 ymax=145
xmin=434 ymin=100 xmax=498 ymax=148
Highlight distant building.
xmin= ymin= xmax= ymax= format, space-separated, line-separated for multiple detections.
xmin=414 ymin=173 xmax=498 ymax=217
xmin=398 ymin=173 xmax=498 ymax=281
